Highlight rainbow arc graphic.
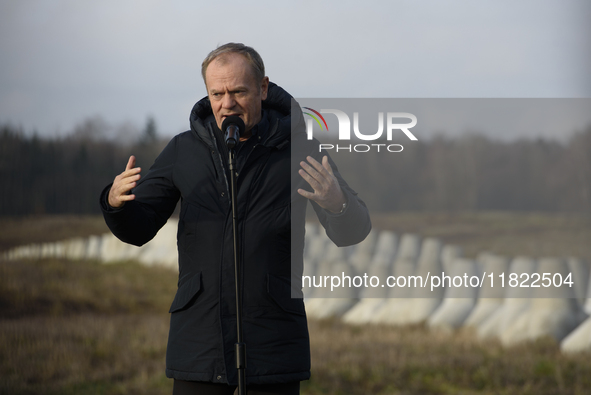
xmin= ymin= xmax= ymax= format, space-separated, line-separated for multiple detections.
xmin=303 ymin=107 xmax=329 ymax=131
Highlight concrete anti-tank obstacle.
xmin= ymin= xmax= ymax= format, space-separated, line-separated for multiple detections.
xmin=100 ymin=233 xmax=138 ymax=263
xmin=348 ymin=230 xmax=378 ymax=277
xmin=583 ymin=267 xmax=591 ymax=316
xmin=441 ymin=244 xmax=464 ymax=272
xmin=85 ymin=235 xmax=103 ymax=260
xmin=310 ymin=261 xmax=360 ymax=319
xmin=561 ymin=314 xmax=591 ymax=353
xmin=370 ymin=233 xmax=419 ymax=324
xmin=566 ymin=257 xmax=589 ymax=313
xmin=63 ymin=237 xmax=88 ymax=261
xmin=41 ymin=242 xmax=61 ymax=259
xmin=369 ymin=258 xmax=416 ymax=324
xmin=304 ymin=243 xmax=353 ymax=319
xmin=136 ymin=219 xmax=179 ymax=268
xmin=501 ymin=257 xmax=582 ymax=346
xmin=370 ymin=234 xmax=423 ymax=325
xmin=581 ymin=264 xmax=591 ymax=317
xmin=397 ymin=237 xmax=444 ymax=325
xmin=561 ymin=259 xmax=591 ymax=353
xmin=463 ymin=253 xmax=508 ymax=329
xmin=477 ymin=256 xmax=536 ymax=340
xmin=427 ymin=257 xmax=477 ymax=331
xmin=343 ymin=231 xmax=398 ymax=325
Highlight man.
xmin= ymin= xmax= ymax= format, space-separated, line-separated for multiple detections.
xmin=101 ymin=43 xmax=371 ymax=395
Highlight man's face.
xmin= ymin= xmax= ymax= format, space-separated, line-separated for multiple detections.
xmin=205 ymin=53 xmax=269 ymax=134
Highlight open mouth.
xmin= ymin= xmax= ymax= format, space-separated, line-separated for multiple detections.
xmin=223 ymin=114 xmax=241 ymax=120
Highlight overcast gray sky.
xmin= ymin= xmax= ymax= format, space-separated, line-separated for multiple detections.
xmin=1 ymin=0 xmax=590 ymax=138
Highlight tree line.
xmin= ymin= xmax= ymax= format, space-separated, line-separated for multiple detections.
xmin=332 ymin=128 xmax=591 ymax=213
xmin=1 ymin=119 xmax=590 ymax=216
xmin=0 ymin=117 xmax=166 ymax=216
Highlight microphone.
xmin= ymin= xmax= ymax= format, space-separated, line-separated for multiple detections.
xmin=222 ymin=116 xmax=245 ymax=150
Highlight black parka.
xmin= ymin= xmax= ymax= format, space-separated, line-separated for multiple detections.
xmin=100 ymin=83 xmax=371 ymax=385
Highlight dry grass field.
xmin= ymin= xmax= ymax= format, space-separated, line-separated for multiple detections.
xmin=1 ymin=213 xmax=591 ymax=394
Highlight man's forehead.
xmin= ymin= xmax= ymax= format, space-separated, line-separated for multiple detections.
xmin=212 ymin=52 xmax=245 ymax=65
xmin=205 ymin=53 xmax=257 ymax=85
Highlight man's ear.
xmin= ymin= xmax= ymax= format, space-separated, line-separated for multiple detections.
xmin=260 ymin=77 xmax=269 ymax=101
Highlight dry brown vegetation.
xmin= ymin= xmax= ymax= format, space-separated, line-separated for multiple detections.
xmin=305 ymin=320 xmax=591 ymax=395
xmin=1 ymin=214 xmax=591 ymax=394
xmin=0 ymin=258 xmax=178 ymax=394
xmin=0 ymin=313 xmax=171 ymax=395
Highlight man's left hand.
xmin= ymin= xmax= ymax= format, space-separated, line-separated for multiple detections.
xmin=297 ymin=156 xmax=346 ymax=213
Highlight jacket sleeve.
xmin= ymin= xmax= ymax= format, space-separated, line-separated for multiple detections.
xmin=309 ymin=151 xmax=372 ymax=247
xmin=100 ymin=136 xmax=181 ymax=247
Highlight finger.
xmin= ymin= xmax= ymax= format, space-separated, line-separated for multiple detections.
xmin=121 ymin=180 xmax=138 ymax=192
xmin=297 ymin=188 xmax=315 ymax=200
xmin=322 ymin=156 xmax=335 ymax=176
xmin=306 ymin=156 xmax=332 ymax=180
xmin=119 ymin=194 xmax=136 ymax=202
xmin=125 ymin=155 xmax=136 ymax=171
xmin=300 ymin=160 xmax=324 ymax=183
xmin=121 ymin=173 xmax=141 ymax=183
xmin=298 ymin=169 xmax=321 ymax=191
xmin=113 ymin=176 xmax=138 ymax=194
xmin=120 ymin=167 xmax=142 ymax=180
xmin=116 ymin=171 xmax=141 ymax=181
xmin=306 ymin=156 xmax=326 ymax=173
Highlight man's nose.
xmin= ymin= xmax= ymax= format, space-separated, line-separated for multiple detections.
xmin=222 ymin=94 xmax=235 ymax=109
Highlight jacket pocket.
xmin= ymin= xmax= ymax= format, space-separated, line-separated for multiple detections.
xmin=169 ymin=272 xmax=202 ymax=313
xmin=267 ymin=273 xmax=305 ymax=316
xmin=178 ymin=203 xmax=201 ymax=251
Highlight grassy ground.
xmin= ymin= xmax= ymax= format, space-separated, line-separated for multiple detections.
xmin=0 ymin=313 xmax=172 ymax=395
xmin=1 ymin=213 xmax=591 ymax=394
xmin=0 ymin=258 xmax=177 ymax=395
xmin=2 ymin=258 xmax=591 ymax=394
xmin=304 ymin=319 xmax=591 ymax=395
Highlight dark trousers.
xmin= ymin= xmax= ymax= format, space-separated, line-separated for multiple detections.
xmin=172 ymin=380 xmax=300 ymax=395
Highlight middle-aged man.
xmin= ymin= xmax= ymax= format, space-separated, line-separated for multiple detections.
xmin=101 ymin=43 xmax=371 ymax=395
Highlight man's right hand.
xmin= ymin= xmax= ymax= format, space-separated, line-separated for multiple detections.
xmin=108 ymin=155 xmax=141 ymax=208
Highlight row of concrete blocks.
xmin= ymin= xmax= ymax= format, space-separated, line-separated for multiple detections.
xmin=2 ymin=220 xmax=590 ymax=353
xmin=1 ymin=219 xmax=181 ymax=269
xmin=302 ymin=223 xmax=591 ymax=354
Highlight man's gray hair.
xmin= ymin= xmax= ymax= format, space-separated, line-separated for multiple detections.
xmin=201 ymin=43 xmax=265 ymax=84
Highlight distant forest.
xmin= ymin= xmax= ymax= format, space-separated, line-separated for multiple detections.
xmin=1 ymin=117 xmax=590 ymax=216
xmin=0 ymin=117 xmax=167 ymax=216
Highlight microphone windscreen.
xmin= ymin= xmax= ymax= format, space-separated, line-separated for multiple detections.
xmin=221 ymin=116 xmax=245 ymax=136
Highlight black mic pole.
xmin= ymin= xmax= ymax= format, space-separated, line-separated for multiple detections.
xmin=223 ymin=116 xmax=246 ymax=395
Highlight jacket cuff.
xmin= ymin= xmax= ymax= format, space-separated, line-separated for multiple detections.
xmin=99 ymin=183 xmax=125 ymax=213
xmin=322 ymin=190 xmax=350 ymax=217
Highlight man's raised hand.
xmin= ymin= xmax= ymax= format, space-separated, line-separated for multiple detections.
xmin=297 ymin=155 xmax=346 ymax=213
xmin=108 ymin=155 xmax=141 ymax=208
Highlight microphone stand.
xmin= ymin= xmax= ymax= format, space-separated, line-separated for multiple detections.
xmin=228 ymin=146 xmax=246 ymax=395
